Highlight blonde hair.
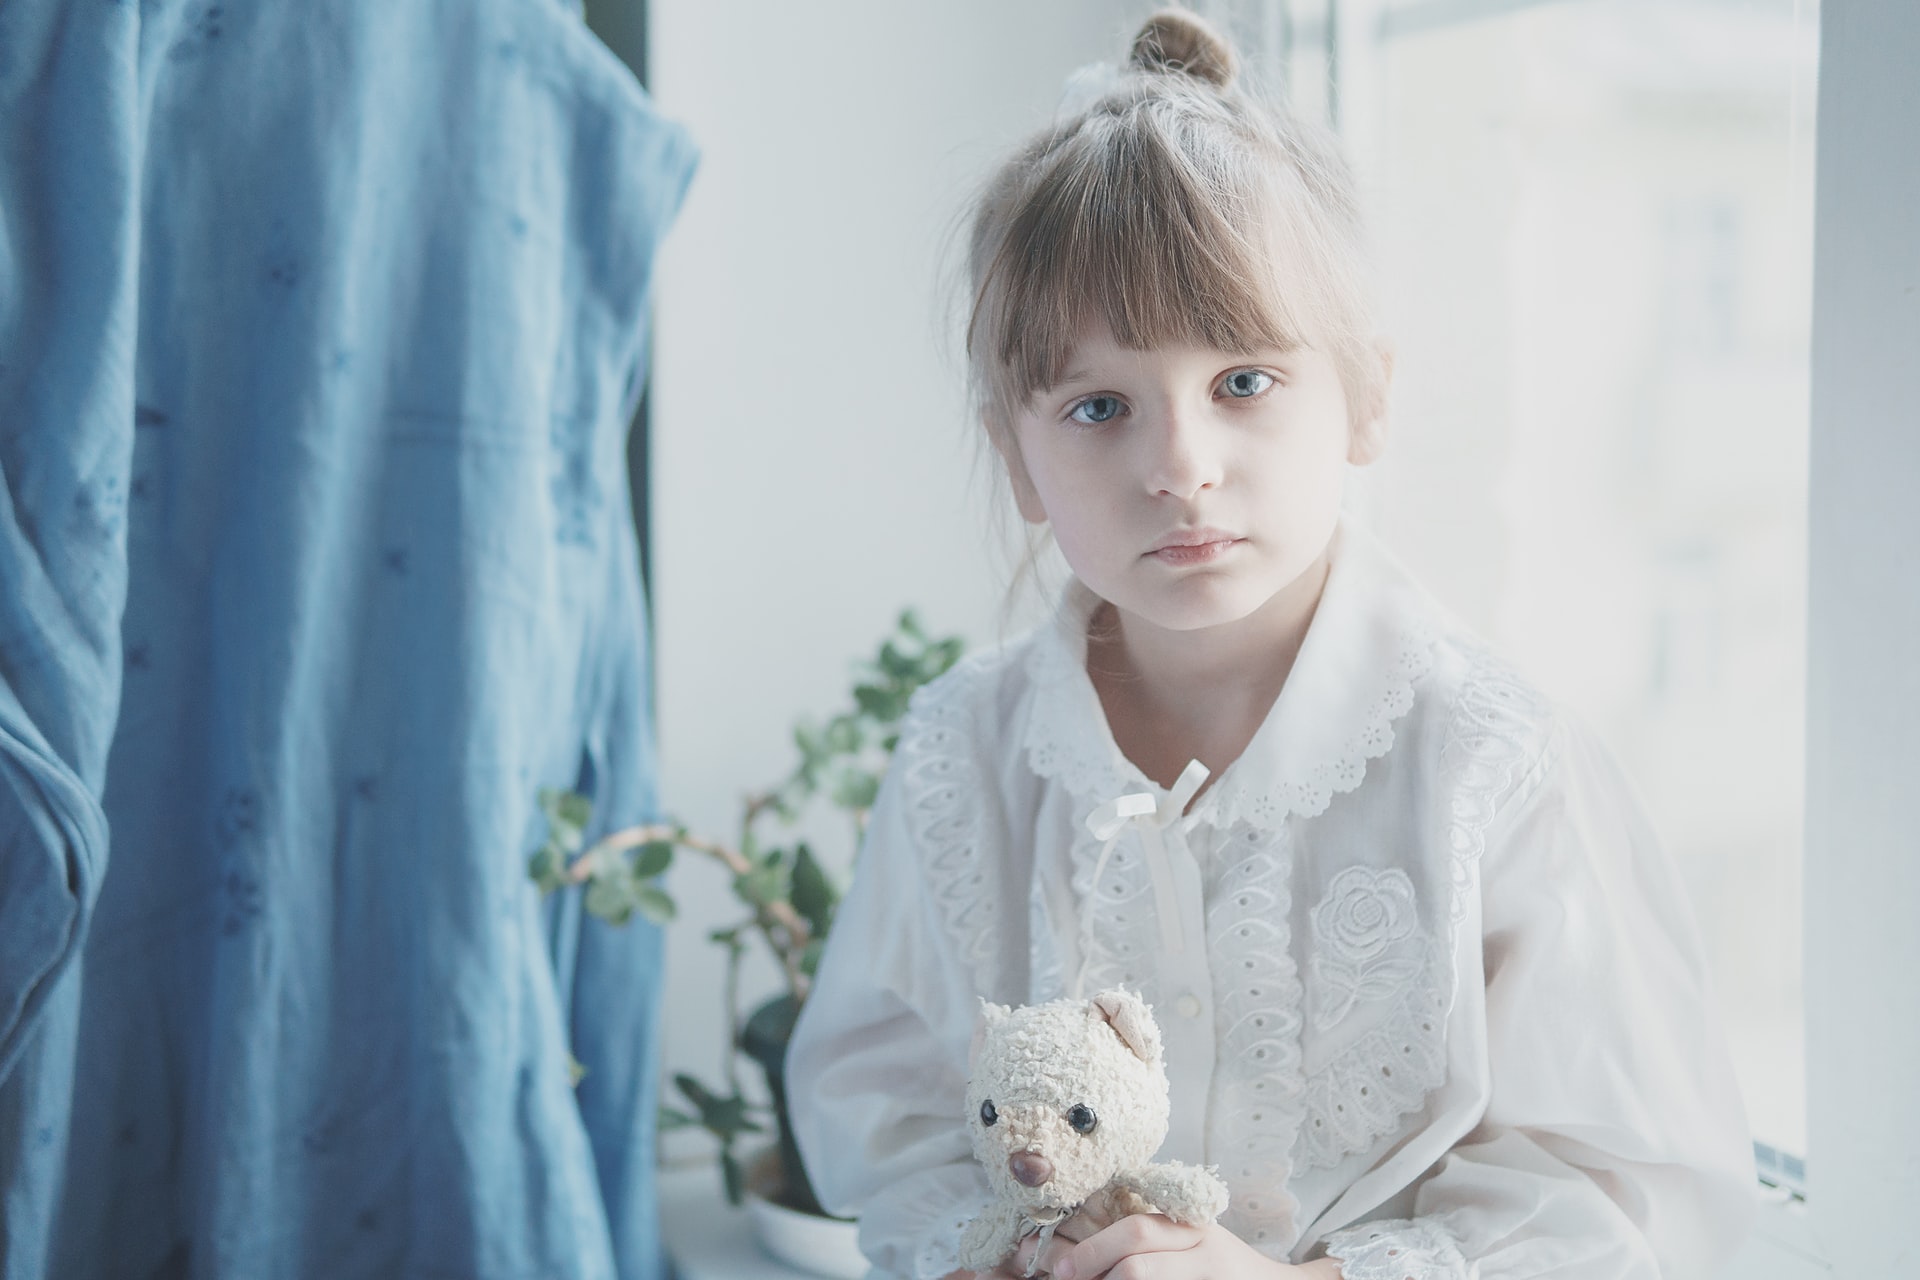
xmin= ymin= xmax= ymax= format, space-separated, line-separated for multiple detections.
xmin=964 ymin=9 xmax=1383 ymax=463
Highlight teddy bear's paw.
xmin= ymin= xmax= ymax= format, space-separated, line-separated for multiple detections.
xmin=1086 ymin=1184 xmax=1155 ymax=1224
xmin=1113 ymin=1161 xmax=1231 ymax=1226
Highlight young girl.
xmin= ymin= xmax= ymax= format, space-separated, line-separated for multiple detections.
xmin=786 ymin=11 xmax=1756 ymax=1279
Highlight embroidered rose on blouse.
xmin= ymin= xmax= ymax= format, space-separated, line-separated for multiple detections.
xmin=1309 ymin=866 xmax=1423 ymax=1030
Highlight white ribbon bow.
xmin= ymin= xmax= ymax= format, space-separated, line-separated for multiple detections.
xmin=1073 ymin=759 xmax=1211 ymax=997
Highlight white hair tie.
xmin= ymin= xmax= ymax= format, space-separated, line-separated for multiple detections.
xmin=1056 ymin=60 xmax=1123 ymax=120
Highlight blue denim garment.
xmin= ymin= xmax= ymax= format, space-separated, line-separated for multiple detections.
xmin=0 ymin=1 xmax=696 ymax=1275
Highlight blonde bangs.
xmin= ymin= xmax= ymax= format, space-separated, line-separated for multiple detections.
xmin=968 ymin=103 xmax=1356 ymax=439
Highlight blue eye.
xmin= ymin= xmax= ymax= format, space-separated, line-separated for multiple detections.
xmin=1220 ymin=370 xmax=1274 ymax=399
xmin=1069 ymin=395 xmax=1124 ymax=425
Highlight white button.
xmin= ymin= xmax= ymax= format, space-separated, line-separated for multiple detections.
xmin=1175 ymin=994 xmax=1203 ymax=1019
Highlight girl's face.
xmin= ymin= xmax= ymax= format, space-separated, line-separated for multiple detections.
xmin=1006 ymin=326 xmax=1381 ymax=636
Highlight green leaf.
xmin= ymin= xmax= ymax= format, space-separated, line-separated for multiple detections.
xmin=793 ymin=723 xmax=825 ymax=765
xmin=631 ymin=840 xmax=674 ymax=880
xmin=704 ymin=1095 xmax=764 ymax=1139
xmin=790 ymin=844 xmax=838 ymax=939
xmin=527 ymin=842 xmax=568 ymax=894
xmin=800 ymin=937 xmax=827 ymax=977
xmin=674 ymin=1073 xmax=719 ymax=1110
xmin=734 ymin=863 xmax=787 ymax=910
xmin=831 ymin=770 xmax=880 ymax=812
xmin=853 ymin=683 xmax=900 ymax=720
xmin=539 ymin=788 xmax=593 ymax=853
xmin=720 ymin=1148 xmax=745 ymax=1207
xmin=772 ymin=785 xmax=807 ymax=820
xmin=584 ymin=875 xmax=636 ymax=926
xmin=635 ymin=885 xmax=677 ymax=924
xmin=554 ymin=791 xmax=592 ymax=829
xmin=878 ymin=640 xmax=913 ymax=680
xmin=823 ymin=715 xmax=861 ymax=754
xmin=675 ymin=1075 xmax=764 ymax=1141
xmin=658 ymin=1105 xmax=699 ymax=1132
xmin=898 ymin=609 xmax=925 ymax=639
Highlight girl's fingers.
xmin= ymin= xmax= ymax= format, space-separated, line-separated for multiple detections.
xmin=1056 ymin=1216 xmax=1203 ymax=1280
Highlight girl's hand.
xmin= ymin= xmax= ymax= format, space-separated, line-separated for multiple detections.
xmin=1025 ymin=1213 xmax=1343 ymax=1280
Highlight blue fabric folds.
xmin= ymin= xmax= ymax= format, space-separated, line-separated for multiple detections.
xmin=0 ymin=2 xmax=696 ymax=1276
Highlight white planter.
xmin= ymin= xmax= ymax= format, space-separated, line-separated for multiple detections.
xmin=744 ymin=1148 xmax=869 ymax=1280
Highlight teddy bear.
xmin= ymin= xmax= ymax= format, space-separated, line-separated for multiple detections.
xmin=957 ymin=988 xmax=1230 ymax=1277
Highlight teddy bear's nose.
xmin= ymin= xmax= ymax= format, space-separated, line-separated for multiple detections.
xmin=1008 ymin=1152 xmax=1054 ymax=1188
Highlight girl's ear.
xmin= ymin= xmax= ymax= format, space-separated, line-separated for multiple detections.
xmin=1347 ymin=336 xmax=1395 ymax=467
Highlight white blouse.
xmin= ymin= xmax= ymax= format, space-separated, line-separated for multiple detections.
xmin=786 ymin=521 xmax=1757 ymax=1279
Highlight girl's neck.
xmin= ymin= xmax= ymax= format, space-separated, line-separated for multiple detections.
xmin=1086 ymin=550 xmax=1332 ymax=792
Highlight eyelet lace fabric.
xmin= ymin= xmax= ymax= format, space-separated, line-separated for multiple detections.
xmin=1292 ymin=644 xmax=1552 ymax=1172
xmin=1201 ymin=820 xmax=1306 ymax=1254
xmin=1322 ymin=1218 xmax=1471 ymax=1280
xmin=1437 ymin=646 xmax=1552 ymax=931
xmin=899 ymin=653 xmax=1006 ymax=999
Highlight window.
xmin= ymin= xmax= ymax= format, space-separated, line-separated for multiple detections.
xmin=1238 ymin=0 xmax=1818 ymax=1169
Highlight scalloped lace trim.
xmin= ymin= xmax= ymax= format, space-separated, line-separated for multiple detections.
xmin=1023 ymin=624 xmax=1142 ymax=805
xmin=1297 ymin=984 xmax=1449 ymax=1171
xmin=899 ymin=655 xmax=1005 ymax=1000
xmin=1202 ymin=820 xmax=1306 ymax=1253
xmin=1022 ymin=612 xmax=1438 ymax=833
xmin=1323 ymin=1218 xmax=1471 ymax=1280
xmin=1205 ymin=618 xmax=1437 ymax=828
xmin=1294 ymin=646 xmax=1550 ymax=1172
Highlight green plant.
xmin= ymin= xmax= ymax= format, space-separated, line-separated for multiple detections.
xmin=529 ymin=610 xmax=964 ymax=1208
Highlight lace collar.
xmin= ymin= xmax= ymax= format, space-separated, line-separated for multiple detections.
xmin=1019 ymin=519 xmax=1439 ymax=831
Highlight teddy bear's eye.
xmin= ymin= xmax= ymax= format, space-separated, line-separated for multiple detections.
xmin=1066 ymin=1104 xmax=1097 ymax=1135
xmin=980 ymin=1100 xmax=998 ymax=1126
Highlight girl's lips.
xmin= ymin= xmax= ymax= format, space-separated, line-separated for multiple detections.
xmin=1149 ymin=536 xmax=1242 ymax=565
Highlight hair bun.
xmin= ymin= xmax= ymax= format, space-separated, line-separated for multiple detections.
xmin=1129 ymin=9 xmax=1238 ymax=89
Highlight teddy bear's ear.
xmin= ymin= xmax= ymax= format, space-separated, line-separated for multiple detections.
xmin=1089 ymin=988 xmax=1162 ymax=1066
xmin=970 ymin=999 xmax=1013 ymax=1069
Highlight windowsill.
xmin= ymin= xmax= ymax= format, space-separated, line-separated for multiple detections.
xmin=1727 ymin=1192 xmax=1829 ymax=1279
xmin=659 ymin=1162 xmax=827 ymax=1280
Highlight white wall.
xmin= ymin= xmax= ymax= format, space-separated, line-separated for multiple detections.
xmin=647 ymin=0 xmax=1125 ymax=1159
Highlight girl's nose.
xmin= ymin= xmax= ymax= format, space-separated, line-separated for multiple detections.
xmin=1144 ymin=407 xmax=1223 ymax=500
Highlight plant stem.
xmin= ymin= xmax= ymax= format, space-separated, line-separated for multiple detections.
xmin=723 ymin=929 xmax=745 ymax=1095
xmin=565 ymin=823 xmax=812 ymax=1001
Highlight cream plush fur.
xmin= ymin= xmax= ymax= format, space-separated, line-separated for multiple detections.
xmin=957 ymin=990 xmax=1230 ymax=1273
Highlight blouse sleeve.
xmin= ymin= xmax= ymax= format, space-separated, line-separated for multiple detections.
xmin=1324 ymin=715 xmax=1758 ymax=1279
xmin=786 ymin=755 xmax=993 ymax=1280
